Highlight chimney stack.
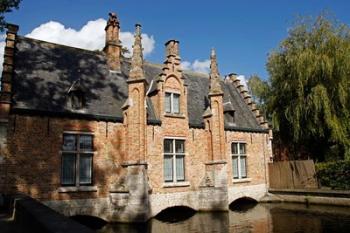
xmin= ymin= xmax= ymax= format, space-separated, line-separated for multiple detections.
xmin=104 ymin=12 xmax=122 ymax=71
xmin=165 ymin=40 xmax=180 ymax=58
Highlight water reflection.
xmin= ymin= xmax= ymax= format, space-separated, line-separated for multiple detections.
xmin=97 ymin=203 xmax=350 ymax=233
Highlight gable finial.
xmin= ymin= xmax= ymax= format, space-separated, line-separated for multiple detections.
xmin=129 ymin=23 xmax=145 ymax=80
xmin=209 ymin=48 xmax=223 ymax=95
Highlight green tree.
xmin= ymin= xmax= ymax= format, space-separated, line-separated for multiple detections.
xmin=267 ymin=14 xmax=350 ymax=161
xmin=0 ymin=0 xmax=21 ymax=31
xmin=247 ymin=74 xmax=270 ymax=118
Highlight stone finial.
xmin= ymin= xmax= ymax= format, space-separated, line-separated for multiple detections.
xmin=129 ymin=24 xmax=145 ymax=80
xmin=209 ymin=48 xmax=223 ymax=95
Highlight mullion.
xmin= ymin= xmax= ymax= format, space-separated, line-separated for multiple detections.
xmin=172 ymin=139 xmax=176 ymax=182
xmin=76 ymin=135 xmax=80 ymax=186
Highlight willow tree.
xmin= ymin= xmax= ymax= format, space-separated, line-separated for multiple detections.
xmin=0 ymin=0 xmax=21 ymax=31
xmin=267 ymin=14 xmax=350 ymax=161
xmin=247 ymin=74 xmax=270 ymax=119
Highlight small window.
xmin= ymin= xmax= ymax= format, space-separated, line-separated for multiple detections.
xmin=165 ymin=92 xmax=180 ymax=114
xmin=61 ymin=133 xmax=93 ymax=186
xmin=232 ymin=142 xmax=247 ymax=179
xmin=68 ymin=90 xmax=85 ymax=110
xmin=164 ymin=139 xmax=185 ymax=182
xmin=225 ymin=112 xmax=235 ymax=126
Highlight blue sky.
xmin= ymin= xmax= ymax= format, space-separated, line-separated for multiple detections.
xmin=4 ymin=0 xmax=350 ymax=80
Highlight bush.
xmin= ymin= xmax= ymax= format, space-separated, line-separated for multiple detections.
xmin=315 ymin=160 xmax=350 ymax=190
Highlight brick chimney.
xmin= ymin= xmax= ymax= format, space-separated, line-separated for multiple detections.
xmin=103 ymin=12 xmax=122 ymax=71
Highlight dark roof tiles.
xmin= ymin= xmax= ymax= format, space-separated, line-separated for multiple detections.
xmin=11 ymin=36 xmax=262 ymax=130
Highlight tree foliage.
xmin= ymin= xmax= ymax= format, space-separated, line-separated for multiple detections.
xmin=267 ymin=14 xmax=350 ymax=161
xmin=247 ymin=74 xmax=270 ymax=118
xmin=0 ymin=0 xmax=21 ymax=31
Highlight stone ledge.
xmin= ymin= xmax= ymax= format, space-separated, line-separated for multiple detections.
xmin=57 ymin=186 xmax=98 ymax=193
xmin=205 ymin=160 xmax=227 ymax=165
xmin=164 ymin=113 xmax=186 ymax=119
xmin=232 ymin=178 xmax=252 ymax=184
xmin=163 ymin=181 xmax=190 ymax=188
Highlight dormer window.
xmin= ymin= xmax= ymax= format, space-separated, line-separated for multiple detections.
xmin=224 ymin=102 xmax=235 ymax=126
xmin=69 ymin=90 xmax=85 ymax=110
xmin=165 ymin=92 xmax=180 ymax=114
xmin=67 ymin=79 xmax=86 ymax=111
xmin=225 ymin=111 xmax=235 ymax=126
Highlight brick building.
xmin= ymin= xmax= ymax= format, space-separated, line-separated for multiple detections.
xmin=0 ymin=13 xmax=272 ymax=222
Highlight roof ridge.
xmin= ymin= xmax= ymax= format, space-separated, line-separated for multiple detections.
xmin=18 ymin=35 xmax=105 ymax=56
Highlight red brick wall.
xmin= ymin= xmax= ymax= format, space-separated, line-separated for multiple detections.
xmin=2 ymin=115 xmax=125 ymax=201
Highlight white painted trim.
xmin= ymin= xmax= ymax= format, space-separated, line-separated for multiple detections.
xmin=146 ymin=79 xmax=154 ymax=96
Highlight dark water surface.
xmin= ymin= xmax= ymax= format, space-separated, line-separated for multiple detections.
xmin=96 ymin=203 xmax=350 ymax=233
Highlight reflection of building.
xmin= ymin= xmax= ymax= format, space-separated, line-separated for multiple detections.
xmin=0 ymin=12 xmax=272 ymax=222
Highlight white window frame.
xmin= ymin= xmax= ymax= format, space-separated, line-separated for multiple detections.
xmin=165 ymin=92 xmax=180 ymax=114
xmin=163 ymin=138 xmax=186 ymax=183
xmin=61 ymin=132 xmax=94 ymax=187
xmin=231 ymin=142 xmax=247 ymax=179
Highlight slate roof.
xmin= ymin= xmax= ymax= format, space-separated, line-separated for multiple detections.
xmin=10 ymin=36 xmax=264 ymax=131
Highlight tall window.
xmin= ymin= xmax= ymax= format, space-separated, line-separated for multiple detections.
xmin=232 ymin=142 xmax=247 ymax=179
xmin=165 ymin=92 xmax=180 ymax=114
xmin=61 ymin=133 xmax=93 ymax=186
xmin=164 ymin=139 xmax=185 ymax=182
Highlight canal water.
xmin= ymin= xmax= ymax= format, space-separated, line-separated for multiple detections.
xmin=95 ymin=203 xmax=350 ymax=233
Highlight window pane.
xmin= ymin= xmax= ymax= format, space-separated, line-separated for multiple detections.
xmin=240 ymin=156 xmax=247 ymax=178
xmin=175 ymin=140 xmax=185 ymax=153
xmin=232 ymin=143 xmax=238 ymax=155
xmin=173 ymin=94 xmax=180 ymax=114
xmin=164 ymin=155 xmax=173 ymax=182
xmin=79 ymin=135 xmax=93 ymax=151
xmin=79 ymin=154 xmax=92 ymax=184
xmin=62 ymin=153 xmax=76 ymax=185
xmin=63 ymin=134 xmax=76 ymax=151
xmin=232 ymin=156 xmax=239 ymax=179
xmin=165 ymin=93 xmax=171 ymax=113
xmin=240 ymin=143 xmax=246 ymax=154
xmin=176 ymin=155 xmax=185 ymax=181
xmin=164 ymin=139 xmax=173 ymax=153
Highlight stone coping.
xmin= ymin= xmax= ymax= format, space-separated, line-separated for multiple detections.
xmin=269 ymin=188 xmax=350 ymax=198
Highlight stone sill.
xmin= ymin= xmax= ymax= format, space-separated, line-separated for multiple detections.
xmin=57 ymin=186 xmax=98 ymax=193
xmin=163 ymin=181 xmax=190 ymax=188
xmin=164 ymin=113 xmax=186 ymax=119
xmin=232 ymin=178 xmax=252 ymax=184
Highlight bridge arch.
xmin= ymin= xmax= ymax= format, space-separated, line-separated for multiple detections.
xmin=70 ymin=214 xmax=107 ymax=230
xmin=155 ymin=205 xmax=196 ymax=222
xmin=229 ymin=196 xmax=258 ymax=212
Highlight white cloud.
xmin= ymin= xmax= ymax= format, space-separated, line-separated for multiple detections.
xmin=25 ymin=19 xmax=155 ymax=57
xmin=181 ymin=59 xmax=210 ymax=74
xmin=237 ymin=74 xmax=248 ymax=88
xmin=0 ymin=35 xmax=5 ymax=74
